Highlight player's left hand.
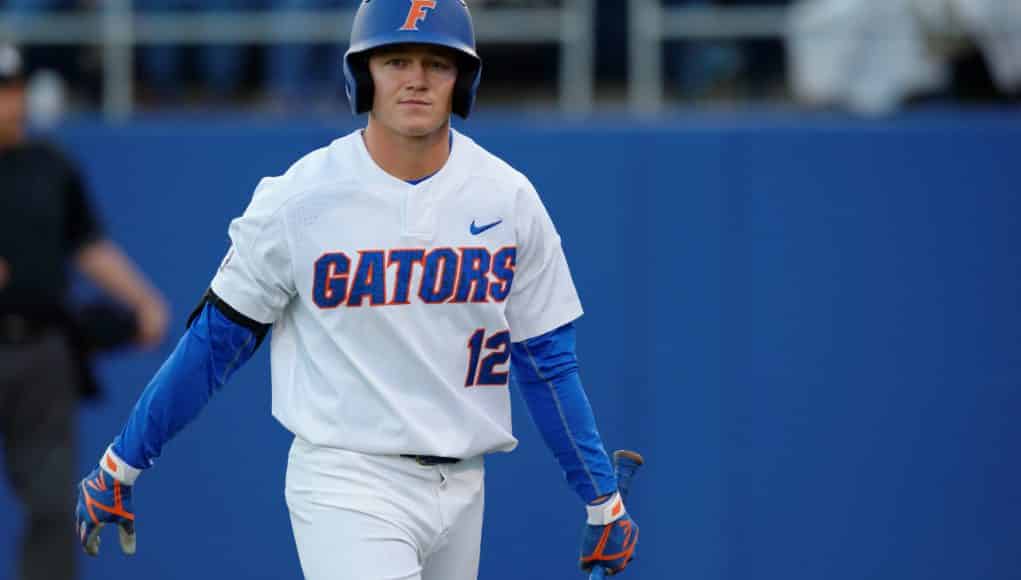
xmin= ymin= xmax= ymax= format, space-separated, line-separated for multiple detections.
xmin=75 ymin=465 xmax=137 ymax=556
xmin=579 ymin=492 xmax=639 ymax=575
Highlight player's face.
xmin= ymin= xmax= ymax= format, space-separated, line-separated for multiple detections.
xmin=367 ymin=45 xmax=457 ymax=138
xmin=0 ymin=83 xmax=25 ymax=147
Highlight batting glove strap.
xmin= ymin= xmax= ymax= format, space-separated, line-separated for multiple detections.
xmin=586 ymin=491 xmax=626 ymax=525
xmin=100 ymin=445 xmax=142 ymax=485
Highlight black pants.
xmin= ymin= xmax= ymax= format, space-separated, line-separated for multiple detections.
xmin=0 ymin=332 xmax=78 ymax=580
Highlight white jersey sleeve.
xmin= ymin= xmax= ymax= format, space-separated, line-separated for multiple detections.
xmin=505 ymin=182 xmax=584 ymax=342
xmin=210 ymin=177 xmax=296 ymax=324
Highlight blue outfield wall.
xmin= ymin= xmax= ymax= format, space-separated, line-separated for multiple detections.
xmin=1 ymin=112 xmax=1019 ymax=580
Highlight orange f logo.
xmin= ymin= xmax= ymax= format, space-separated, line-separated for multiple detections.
xmin=400 ymin=0 xmax=437 ymax=31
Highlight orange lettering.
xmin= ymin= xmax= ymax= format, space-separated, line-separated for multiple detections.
xmin=400 ymin=0 xmax=437 ymax=31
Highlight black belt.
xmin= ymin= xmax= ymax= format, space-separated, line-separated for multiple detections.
xmin=401 ymin=454 xmax=461 ymax=466
xmin=0 ymin=314 xmax=56 ymax=345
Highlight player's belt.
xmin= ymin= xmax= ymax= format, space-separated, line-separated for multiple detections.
xmin=401 ymin=454 xmax=461 ymax=466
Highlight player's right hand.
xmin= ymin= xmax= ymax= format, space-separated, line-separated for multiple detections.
xmin=75 ymin=450 xmax=139 ymax=556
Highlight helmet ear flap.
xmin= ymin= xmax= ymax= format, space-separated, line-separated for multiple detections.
xmin=348 ymin=54 xmax=375 ymax=115
xmin=452 ymin=55 xmax=481 ymax=119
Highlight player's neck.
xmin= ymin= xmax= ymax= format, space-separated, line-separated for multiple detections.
xmin=362 ymin=120 xmax=451 ymax=182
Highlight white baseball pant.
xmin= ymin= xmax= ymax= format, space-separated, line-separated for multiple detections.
xmin=285 ymin=437 xmax=485 ymax=580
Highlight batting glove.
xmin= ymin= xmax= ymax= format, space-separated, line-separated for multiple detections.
xmin=75 ymin=447 xmax=141 ymax=556
xmin=579 ymin=491 xmax=639 ymax=575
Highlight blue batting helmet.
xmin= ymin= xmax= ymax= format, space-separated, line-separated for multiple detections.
xmin=344 ymin=0 xmax=482 ymax=118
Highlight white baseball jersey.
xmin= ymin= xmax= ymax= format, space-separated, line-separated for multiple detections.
xmin=210 ymin=129 xmax=583 ymax=459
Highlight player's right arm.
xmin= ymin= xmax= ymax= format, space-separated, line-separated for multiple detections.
xmin=75 ymin=175 xmax=296 ymax=556
xmin=75 ymin=292 xmax=268 ymax=555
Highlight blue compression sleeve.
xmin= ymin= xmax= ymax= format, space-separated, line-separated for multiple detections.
xmin=111 ymin=302 xmax=262 ymax=469
xmin=511 ymin=323 xmax=617 ymax=503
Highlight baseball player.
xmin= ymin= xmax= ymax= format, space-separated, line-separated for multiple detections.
xmin=74 ymin=1 xmax=639 ymax=578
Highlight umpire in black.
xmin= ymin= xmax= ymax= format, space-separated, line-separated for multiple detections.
xmin=0 ymin=44 xmax=169 ymax=580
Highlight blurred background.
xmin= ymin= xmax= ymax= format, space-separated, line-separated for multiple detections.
xmin=2 ymin=0 xmax=1018 ymax=117
xmin=1 ymin=1 xmax=1019 ymax=580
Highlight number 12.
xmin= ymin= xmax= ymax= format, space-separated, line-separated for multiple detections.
xmin=465 ymin=329 xmax=511 ymax=387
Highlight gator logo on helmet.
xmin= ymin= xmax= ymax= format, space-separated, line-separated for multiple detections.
xmin=400 ymin=0 xmax=437 ymax=31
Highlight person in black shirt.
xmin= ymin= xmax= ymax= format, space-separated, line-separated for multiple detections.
xmin=0 ymin=44 xmax=169 ymax=580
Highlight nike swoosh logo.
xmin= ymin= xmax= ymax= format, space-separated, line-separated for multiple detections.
xmin=470 ymin=219 xmax=503 ymax=235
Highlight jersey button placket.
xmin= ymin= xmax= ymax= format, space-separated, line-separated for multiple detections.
xmin=403 ymin=182 xmax=437 ymax=240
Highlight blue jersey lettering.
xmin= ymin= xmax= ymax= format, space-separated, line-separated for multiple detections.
xmin=313 ymin=252 xmax=351 ymax=308
xmin=311 ymin=246 xmax=516 ymax=309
